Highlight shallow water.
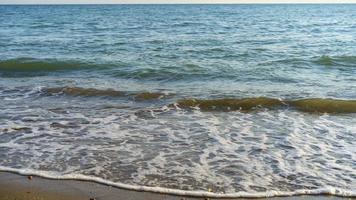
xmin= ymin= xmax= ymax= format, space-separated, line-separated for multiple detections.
xmin=0 ymin=4 xmax=355 ymax=197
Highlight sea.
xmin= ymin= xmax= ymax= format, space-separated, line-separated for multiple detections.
xmin=0 ymin=4 xmax=355 ymax=198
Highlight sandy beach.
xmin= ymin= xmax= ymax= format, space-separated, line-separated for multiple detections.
xmin=0 ymin=171 xmax=352 ymax=200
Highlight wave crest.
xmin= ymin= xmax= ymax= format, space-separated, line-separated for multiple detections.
xmin=176 ymin=97 xmax=356 ymax=114
xmin=43 ymin=87 xmax=168 ymax=100
xmin=176 ymin=97 xmax=284 ymax=112
xmin=0 ymin=58 xmax=127 ymax=77
xmin=316 ymin=55 xmax=356 ymax=67
xmin=44 ymin=87 xmax=125 ymax=97
xmin=0 ymin=58 xmax=92 ymax=72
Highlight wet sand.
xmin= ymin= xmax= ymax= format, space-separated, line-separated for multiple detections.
xmin=0 ymin=172 xmax=352 ymax=200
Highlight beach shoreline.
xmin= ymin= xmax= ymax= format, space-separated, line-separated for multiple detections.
xmin=0 ymin=4 xmax=355 ymax=200
xmin=0 ymin=171 xmax=352 ymax=200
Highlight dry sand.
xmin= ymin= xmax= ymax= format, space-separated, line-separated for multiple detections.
xmin=0 ymin=171 xmax=352 ymax=200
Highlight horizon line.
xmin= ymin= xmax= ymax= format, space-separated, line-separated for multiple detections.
xmin=1 ymin=3 xmax=356 ymax=5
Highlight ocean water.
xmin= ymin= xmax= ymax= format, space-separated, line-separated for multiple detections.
xmin=0 ymin=4 xmax=355 ymax=197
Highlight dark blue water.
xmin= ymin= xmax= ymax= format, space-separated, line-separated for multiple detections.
xmin=0 ymin=5 xmax=355 ymax=197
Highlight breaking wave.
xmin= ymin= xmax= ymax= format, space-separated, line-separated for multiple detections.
xmin=176 ymin=97 xmax=356 ymax=114
xmin=43 ymin=87 xmax=169 ymax=100
xmin=6 ymin=86 xmax=356 ymax=114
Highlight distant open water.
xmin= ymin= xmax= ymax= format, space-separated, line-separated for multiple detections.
xmin=0 ymin=4 xmax=355 ymax=197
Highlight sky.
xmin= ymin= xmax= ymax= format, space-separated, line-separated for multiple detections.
xmin=1 ymin=0 xmax=356 ymax=4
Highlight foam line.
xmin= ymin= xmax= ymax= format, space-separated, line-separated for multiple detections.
xmin=0 ymin=167 xmax=354 ymax=198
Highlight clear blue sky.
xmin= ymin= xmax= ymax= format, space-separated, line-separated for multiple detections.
xmin=1 ymin=0 xmax=356 ymax=4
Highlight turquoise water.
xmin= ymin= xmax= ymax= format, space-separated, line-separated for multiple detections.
xmin=0 ymin=5 xmax=355 ymax=197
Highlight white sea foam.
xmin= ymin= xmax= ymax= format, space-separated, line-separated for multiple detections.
xmin=0 ymin=100 xmax=355 ymax=196
xmin=0 ymin=166 xmax=354 ymax=198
